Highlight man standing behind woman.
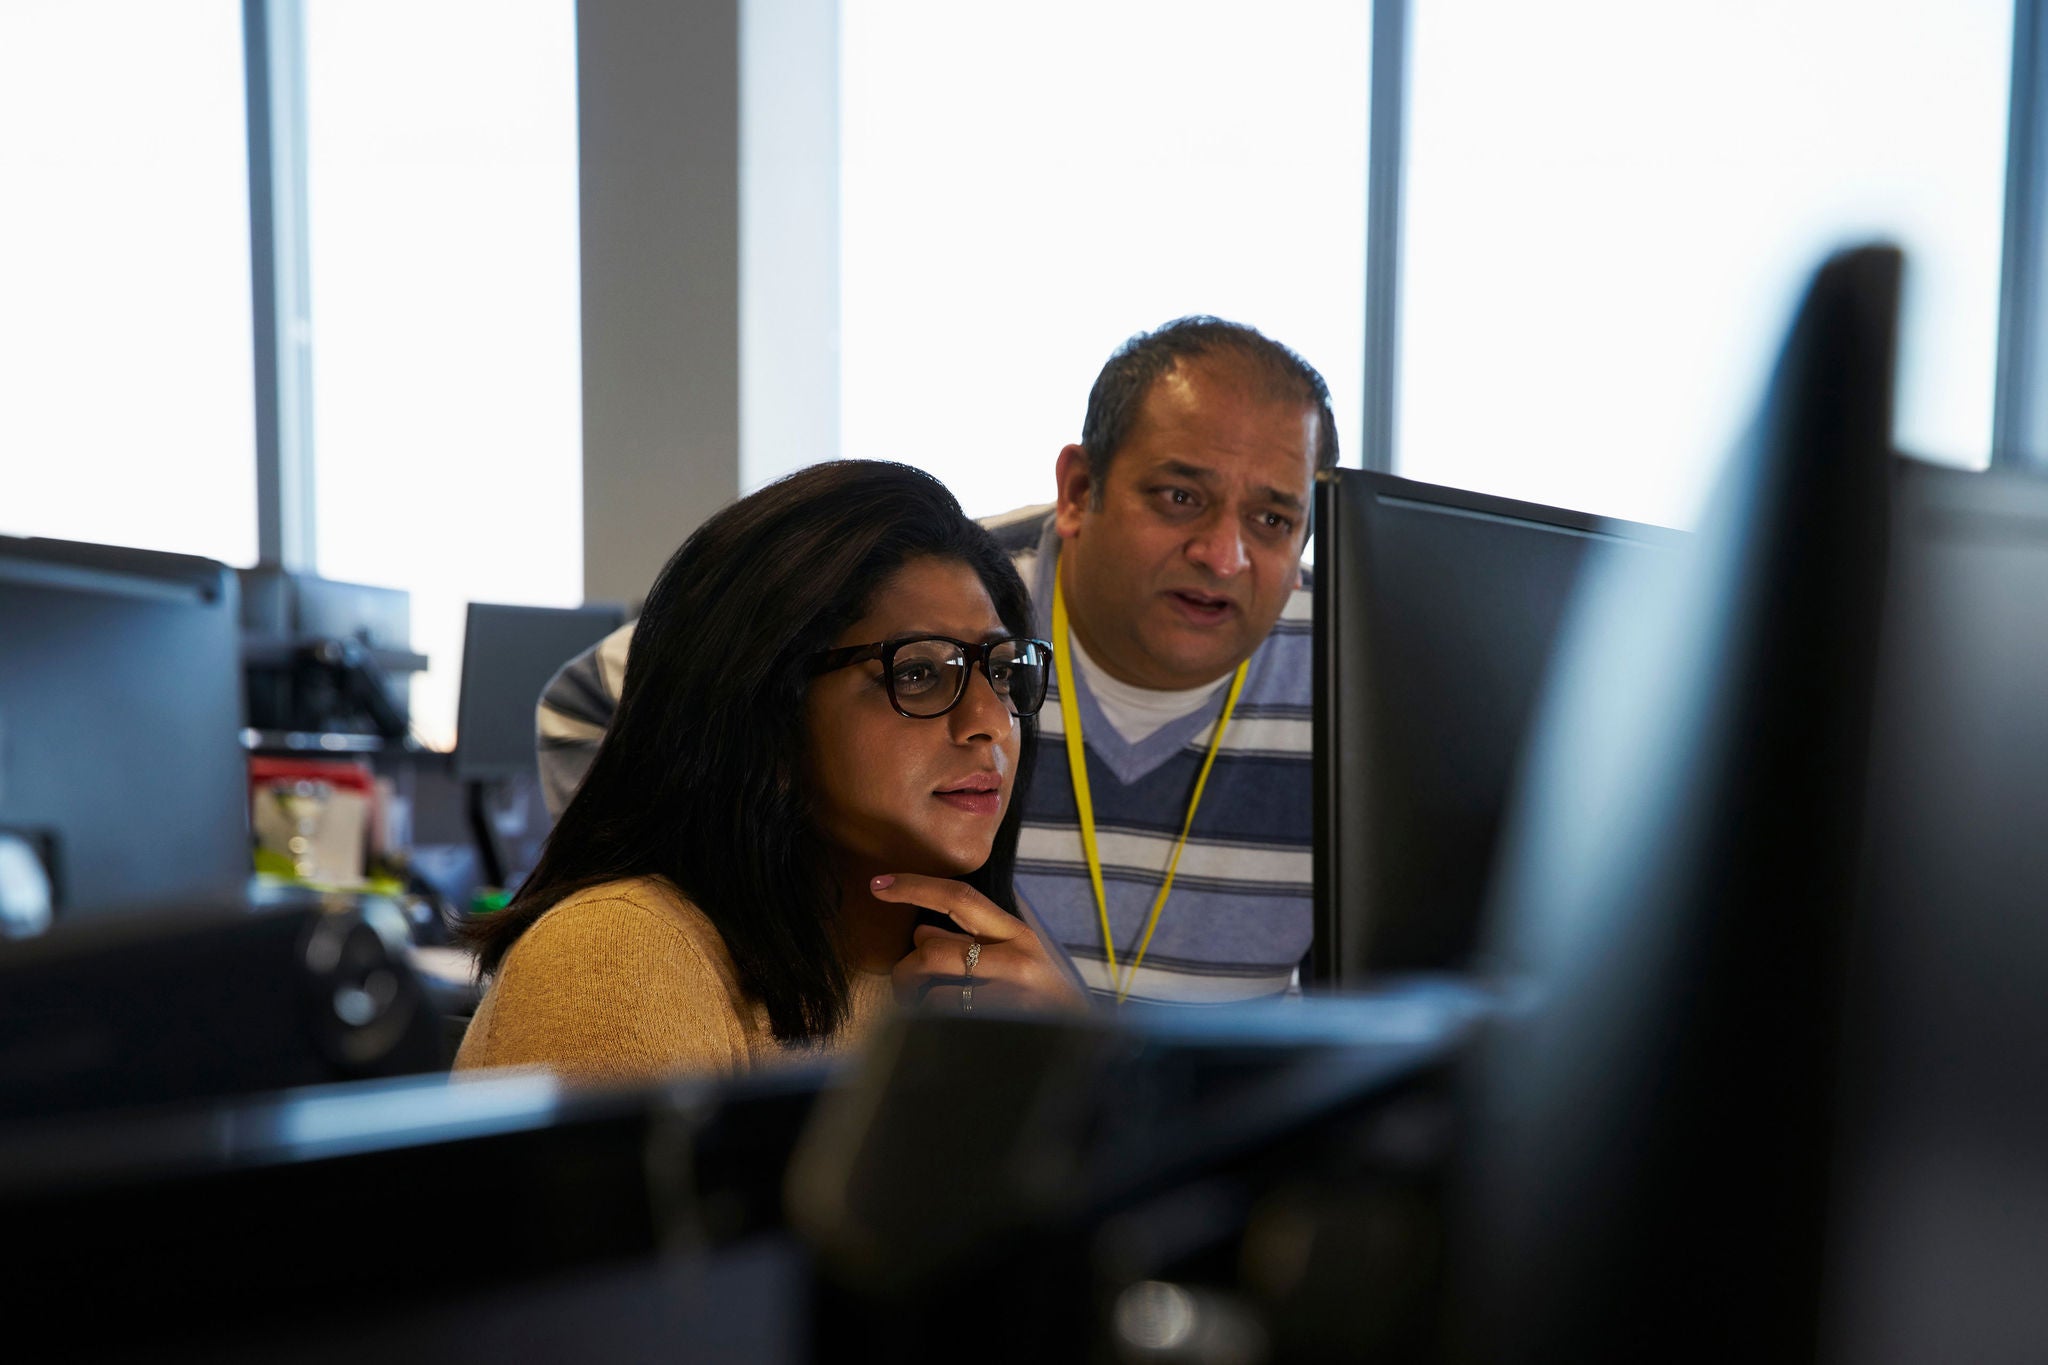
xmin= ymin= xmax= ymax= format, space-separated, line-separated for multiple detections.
xmin=540 ymin=317 xmax=1333 ymax=1006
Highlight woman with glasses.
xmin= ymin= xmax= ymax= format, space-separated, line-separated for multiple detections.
xmin=455 ymin=460 xmax=1083 ymax=1082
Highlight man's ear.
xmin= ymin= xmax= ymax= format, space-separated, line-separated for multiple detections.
xmin=1053 ymin=444 xmax=1092 ymax=541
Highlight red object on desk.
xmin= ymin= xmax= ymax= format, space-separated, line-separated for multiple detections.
xmin=248 ymin=756 xmax=376 ymax=796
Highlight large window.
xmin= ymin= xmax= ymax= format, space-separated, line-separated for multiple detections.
xmin=832 ymin=0 xmax=1373 ymax=519
xmin=303 ymin=0 xmax=583 ymax=749
xmin=0 ymin=1 xmax=258 ymax=565
xmin=5 ymin=1 xmax=2031 ymax=744
xmin=1396 ymin=0 xmax=2013 ymax=527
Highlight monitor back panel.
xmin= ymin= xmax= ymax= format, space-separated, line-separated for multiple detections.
xmin=455 ymin=602 xmax=628 ymax=782
xmin=1823 ymin=461 xmax=2048 ymax=1361
xmin=1310 ymin=471 xmax=1680 ymax=982
xmin=0 ymin=539 xmax=248 ymax=922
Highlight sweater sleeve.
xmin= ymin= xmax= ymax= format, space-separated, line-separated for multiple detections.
xmin=454 ymin=893 xmax=753 ymax=1084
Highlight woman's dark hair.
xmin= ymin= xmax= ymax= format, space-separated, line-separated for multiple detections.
xmin=461 ymin=460 xmax=1038 ymax=1042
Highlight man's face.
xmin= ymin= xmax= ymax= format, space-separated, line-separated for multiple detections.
xmin=1055 ymin=357 xmax=1319 ymax=691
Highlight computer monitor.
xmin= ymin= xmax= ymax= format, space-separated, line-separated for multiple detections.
xmin=239 ymin=567 xmax=426 ymax=740
xmin=1308 ymin=472 xmax=1680 ymax=984
xmin=0 ymin=536 xmax=250 ymax=929
xmin=1823 ymin=457 xmax=2048 ymax=1361
xmin=454 ymin=601 xmax=628 ymax=782
xmin=1457 ymin=244 xmax=1904 ymax=1359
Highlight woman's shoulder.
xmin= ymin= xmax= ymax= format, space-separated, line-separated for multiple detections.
xmin=531 ymin=874 xmax=715 ymax=933
xmin=456 ymin=875 xmax=755 ymax=1080
xmin=510 ymin=876 xmax=743 ymax=994
xmin=520 ymin=875 xmax=720 ymax=949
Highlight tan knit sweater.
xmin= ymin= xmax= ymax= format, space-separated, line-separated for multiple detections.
xmin=452 ymin=876 xmax=895 ymax=1084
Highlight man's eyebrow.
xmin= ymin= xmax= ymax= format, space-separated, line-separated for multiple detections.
xmin=1259 ymin=486 xmax=1308 ymax=514
xmin=1158 ymin=459 xmax=1220 ymax=484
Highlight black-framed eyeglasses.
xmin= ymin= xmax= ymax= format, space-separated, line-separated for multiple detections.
xmin=808 ymin=634 xmax=1054 ymax=720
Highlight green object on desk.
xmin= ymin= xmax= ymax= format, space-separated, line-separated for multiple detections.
xmin=469 ymin=889 xmax=512 ymax=916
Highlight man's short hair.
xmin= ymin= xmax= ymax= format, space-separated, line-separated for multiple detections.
xmin=1077 ymin=315 xmax=1339 ymax=501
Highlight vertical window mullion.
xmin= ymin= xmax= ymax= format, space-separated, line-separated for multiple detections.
xmin=1362 ymin=0 xmax=1410 ymax=476
xmin=244 ymin=0 xmax=316 ymax=570
xmin=1993 ymin=0 xmax=2048 ymax=470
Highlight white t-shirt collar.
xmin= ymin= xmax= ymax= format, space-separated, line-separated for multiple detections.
xmin=1065 ymin=629 xmax=1231 ymax=744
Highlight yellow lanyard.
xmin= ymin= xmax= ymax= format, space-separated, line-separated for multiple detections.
xmin=1052 ymin=563 xmax=1248 ymax=1003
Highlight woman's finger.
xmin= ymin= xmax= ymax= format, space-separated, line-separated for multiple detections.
xmin=904 ymin=926 xmax=1011 ymax=980
xmin=869 ymin=874 xmax=1022 ymax=941
xmin=888 ymin=947 xmax=1015 ymax=1002
xmin=910 ymin=923 xmax=973 ymax=953
xmin=884 ymin=892 xmax=1086 ymax=1011
xmin=896 ymin=929 xmax=1081 ymax=1006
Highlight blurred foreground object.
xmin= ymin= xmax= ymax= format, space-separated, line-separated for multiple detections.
xmin=1463 ymin=244 xmax=2048 ymax=1362
xmin=0 ymin=1066 xmax=822 ymax=1362
xmin=789 ymin=990 xmax=1483 ymax=1358
xmin=0 ymin=987 xmax=1478 ymax=1362
xmin=0 ymin=897 xmax=442 ymax=1124
xmin=1463 ymin=242 xmax=1901 ymax=1363
xmin=1820 ymin=458 xmax=2048 ymax=1362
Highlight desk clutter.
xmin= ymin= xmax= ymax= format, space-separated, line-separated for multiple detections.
xmin=250 ymin=756 xmax=379 ymax=887
xmin=0 ymin=542 xmax=583 ymax=1105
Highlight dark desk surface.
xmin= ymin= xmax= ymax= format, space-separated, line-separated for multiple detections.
xmin=0 ymin=992 xmax=1487 ymax=1362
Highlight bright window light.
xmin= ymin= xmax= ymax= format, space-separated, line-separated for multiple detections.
xmin=1398 ymin=0 xmax=2012 ymax=528
xmin=304 ymin=0 xmax=582 ymax=749
xmin=833 ymin=1 xmax=1372 ymax=520
xmin=0 ymin=1 xmax=257 ymax=565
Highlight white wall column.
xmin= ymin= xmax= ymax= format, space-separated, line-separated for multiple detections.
xmin=741 ymin=0 xmax=841 ymax=490
xmin=576 ymin=0 xmax=743 ymax=605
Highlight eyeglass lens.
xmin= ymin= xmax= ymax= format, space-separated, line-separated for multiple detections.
xmin=887 ymin=638 xmax=1049 ymax=718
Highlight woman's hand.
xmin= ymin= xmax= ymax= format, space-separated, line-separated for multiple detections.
xmin=870 ymin=873 xmax=1087 ymax=1014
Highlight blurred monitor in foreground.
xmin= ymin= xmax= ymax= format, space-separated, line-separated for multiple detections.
xmin=1824 ymin=458 xmax=2048 ymax=1362
xmin=0 ymin=536 xmax=249 ymax=934
xmin=1308 ymin=472 xmax=1679 ymax=984
xmin=1462 ymin=245 xmax=1921 ymax=1361
xmin=0 ymin=896 xmax=443 ymax=1123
